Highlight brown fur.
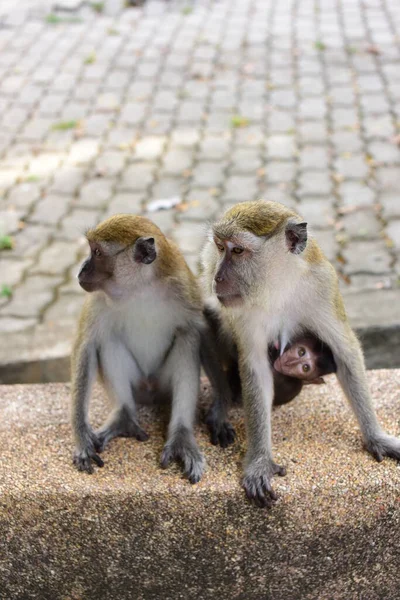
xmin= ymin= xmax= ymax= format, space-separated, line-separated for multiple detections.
xmin=87 ymin=214 xmax=202 ymax=310
xmin=214 ymin=200 xmax=297 ymax=239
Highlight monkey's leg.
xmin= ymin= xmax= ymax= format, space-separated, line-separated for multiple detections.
xmin=200 ymin=330 xmax=236 ymax=448
xmin=318 ymin=323 xmax=400 ymax=462
xmin=240 ymin=355 xmax=286 ymax=508
xmin=96 ymin=342 xmax=149 ymax=453
xmin=71 ymin=344 xmax=104 ymax=474
xmin=160 ymin=329 xmax=205 ymax=484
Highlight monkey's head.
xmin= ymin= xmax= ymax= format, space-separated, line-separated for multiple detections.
xmin=78 ymin=215 xmax=163 ymax=300
xmin=273 ymin=336 xmax=337 ymax=382
xmin=207 ymin=200 xmax=308 ymax=307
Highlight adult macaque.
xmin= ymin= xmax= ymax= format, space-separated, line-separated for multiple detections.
xmin=201 ymin=200 xmax=400 ymax=507
xmin=71 ymin=214 xmax=213 ymax=483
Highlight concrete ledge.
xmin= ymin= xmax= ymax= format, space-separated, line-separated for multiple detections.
xmin=1 ymin=372 xmax=400 ymax=598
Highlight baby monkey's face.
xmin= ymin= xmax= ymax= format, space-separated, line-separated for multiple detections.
xmin=273 ymin=340 xmax=319 ymax=382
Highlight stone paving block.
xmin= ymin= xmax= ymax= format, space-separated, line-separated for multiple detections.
xmin=6 ymin=183 xmax=41 ymax=210
xmin=230 ymin=149 xmax=262 ymax=174
xmin=198 ymin=135 xmax=230 ymax=161
xmin=162 ymin=149 xmax=193 ymax=176
xmin=43 ymin=292 xmax=85 ymax=324
xmin=299 ymin=146 xmax=330 ymax=171
xmin=368 ymin=141 xmax=400 ymax=165
xmin=340 ymin=208 xmax=382 ymax=239
xmin=375 ymin=167 xmax=400 ymax=191
xmin=151 ymin=178 xmax=185 ymax=200
xmin=339 ymin=181 xmax=376 ymax=207
xmin=79 ymin=179 xmax=113 ymax=209
xmin=331 ymin=130 xmax=363 ymax=153
xmin=48 ymin=167 xmax=86 ymax=196
xmin=364 ymin=115 xmax=395 ymax=139
xmin=298 ymin=198 xmax=335 ymax=230
xmin=0 ymin=258 xmax=32 ymax=287
xmin=0 ymin=209 xmax=23 ymax=235
xmin=0 ymin=316 xmax=36 ymax=334
xmin=104 ymin=192 xmax=143 ymax=217
xmin=332 ymin=108 xmax=359 ymax=130
xmin=266 ymin=135 xmax=296 ymax=160
xmin=66 ymin=139 xmax=100 ymax=166
xmin=342 ymin=241 xmax=392 ymax=275
xmin=311 ymin=229 xmax=337 ymax=263
xmin=57 ymin=208 xmax=103 ymax=241
xmin=380 ymin=192 xmax=400 ymax=219
xmin=266 ymin=161 xmax=296 ymax=184
xmin=9 ymin=224 xmax=51 ymax=259
xmin=179 ymin=190 xmax=219 ymax=221
xmin=93 ymin=152 xmax=126 ymax=178
xmin=335 ymin=155 xmax=369 ymax=180
xmin=192 ymin=162 xmax=226 ymax=188
xmin=144 ymin=208 xmax=175 ymax=235
xmin=1 ymin=275 xmax=62 ymax=318
xmin=29 ymin=194 xmax=71 ymax=226
xmin=298 ymin=171 xmax=332 ymax=197
xmin=31 ymin=240 xmax=79 ymax=276
xmin=386 ymin=220 xmax=400 ymax=250
xmin=267 ymin=110 xmax=295 ymax=134
xmin=119 ymin=163 xmax=155 ymax=192
xmin=298 ymin=122 xmax=328 ymax=145
xmin=19 ymin=118 xmax=54 ymax=143
xmin=224 ymin=175 xmax=259 ymax=202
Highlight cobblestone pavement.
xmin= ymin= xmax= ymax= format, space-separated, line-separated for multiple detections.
xmin=0 ymin=0 xmax=400 ymax=362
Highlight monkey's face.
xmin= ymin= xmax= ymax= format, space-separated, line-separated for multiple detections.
xmin=210 ymin=231 xmax=264 ymax=307
xmin=78 ymin=237 xmax=156 ymax=299
xmin=273 ymin=341 xmax=320 ymax=381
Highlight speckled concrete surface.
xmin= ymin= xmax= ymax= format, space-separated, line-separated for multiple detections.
xmin=0 ymin=372 xmax=400 ymax=599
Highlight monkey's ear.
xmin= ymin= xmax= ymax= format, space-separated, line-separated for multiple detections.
xmin=285 ymin=222 xmax=307 ymax=254
xmin=134 ymin=237 xmax=157 ymax=265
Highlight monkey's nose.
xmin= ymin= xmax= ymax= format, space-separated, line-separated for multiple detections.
xmin=215 ymin=275 xmax=224 ymax=283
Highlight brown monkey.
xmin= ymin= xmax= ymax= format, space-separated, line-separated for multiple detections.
xmin=71 ymin=214 xmax=210 ymax=483
xmin=201 ymin=200 xmax=400 ymax=507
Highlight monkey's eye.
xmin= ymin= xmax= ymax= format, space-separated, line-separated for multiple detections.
xmin=298 ymin=347 xmax=305 ymax=357
xmin=215 ymin=242 xmax=224 ymax=253
xmin=302 ymin=364 xmax=310 ymax=373
xmin=232 ymin=247 xmax=244 ymax=255
xmin=93 ymin=248 xmax=102 ymax=257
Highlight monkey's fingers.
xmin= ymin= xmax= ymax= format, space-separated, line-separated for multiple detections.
xmin=73 ymin=449 xmax=104 ymax=473
xmin=242 ymin=475 xmax=278 ymax=509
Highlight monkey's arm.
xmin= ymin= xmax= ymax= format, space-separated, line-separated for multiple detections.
xmin=239 ymin=350 xmax=286 ymax=508
xmin=160 ymin=328 xmax=205 ymax=483
xmin=318 ymin=321 xmax=400 ymax=461
xmin=71 ymin=340 xmax=104 ymax=473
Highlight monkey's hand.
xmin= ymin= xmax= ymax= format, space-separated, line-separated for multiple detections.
xmin=206 ymin=417 xmax=236 ymax=448
xmin=365 ymin=432 xmax=400 ymax=463
xmin=242 ymin=458 xmax=286 ymax=509
xmin=161 ymin=426 xmax=205 ymax=484
xmin=73 ymin=427 xmax=104 ymax=474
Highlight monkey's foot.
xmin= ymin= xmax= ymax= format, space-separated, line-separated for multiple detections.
xmin=365 ymin=433 xmax=400 ymax=463
xmin=205 ymin=410 xmax=236 ymax=448
xmin=161 ymin=427 xmax=205 ymax=484
xmin=96 ymin=407 xmax=149 ymax=452
xmin=73 ymin=428 xmax=104 ymax=474
xmin=242 ymin=460 xmax=286 ymax=509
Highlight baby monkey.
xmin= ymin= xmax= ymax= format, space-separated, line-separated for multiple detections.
xmin=71 ymin=214 xmax=206 ymax=483
xmin=271 ymin=334 xmax=337 ymax=405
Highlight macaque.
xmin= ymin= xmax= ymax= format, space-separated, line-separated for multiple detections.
xmin=71 ymin=214 xmax=211 ymax=483
xmin=201 ymin=200 xmax=400 ymax=507
xmin=271 ymin=335 xmax=337 ymax=405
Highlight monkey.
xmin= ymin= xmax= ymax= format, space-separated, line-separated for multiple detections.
xmin=204 ymin=310 xmax=337 ymax=445
xmin=201 ymin=200 xmax=400 ymax=507
xmin=71 ymin=214 xmax=216 ymax=484
xmin=270 ymin=334 xmax=337 ymax=404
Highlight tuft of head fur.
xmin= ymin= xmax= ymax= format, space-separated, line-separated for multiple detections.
xmin=214 ymin=200 xmax=297 ymax=239
xmin=86 ymin=214 xmax=163 ymax=246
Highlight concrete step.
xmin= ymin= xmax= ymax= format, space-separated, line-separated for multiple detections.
xmin=0 ymin=373 xmax=400 ymax=599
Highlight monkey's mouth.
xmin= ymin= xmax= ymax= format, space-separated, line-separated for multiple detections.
xmin=79 ymin=280 xmax=101 ymax=292
xmin=216 ymin=293 xmax=242 ymax=307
